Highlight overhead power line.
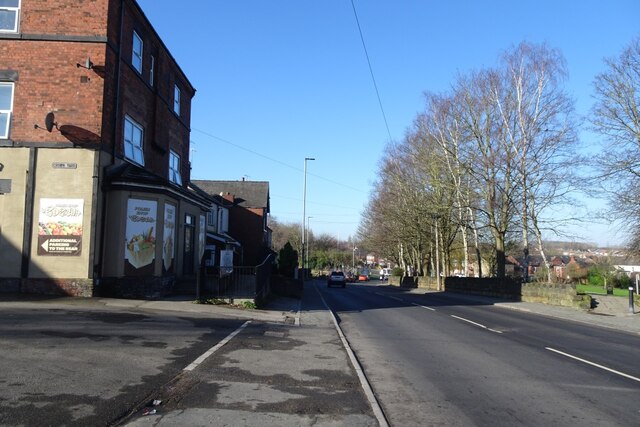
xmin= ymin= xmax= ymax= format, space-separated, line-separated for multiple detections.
xmin=192 ymin=128 xmax=368 ymax=194
xmin=350 ymin=0 xmax=393 ymax=142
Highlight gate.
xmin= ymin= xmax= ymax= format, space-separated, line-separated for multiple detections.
xmin=202 ymin=253 xmax=274 ymax=301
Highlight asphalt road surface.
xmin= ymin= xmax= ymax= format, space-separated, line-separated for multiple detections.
xmin=0 ymin=304 xmax=245 ymax=426
xmin=319 ymin=281 xmax=640 ymax=426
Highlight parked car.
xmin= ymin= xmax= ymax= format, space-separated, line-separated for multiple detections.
xmin=358 ymin=273 xmax=369 ymax=282
xmin=328 ymin=271 xmax=346 ymax=288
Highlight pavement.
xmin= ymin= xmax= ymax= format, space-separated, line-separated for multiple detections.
xmin=0 ymin=292 xmax=301 ymax=325
xmin=1 ymin=282 xmax=639 ymax=426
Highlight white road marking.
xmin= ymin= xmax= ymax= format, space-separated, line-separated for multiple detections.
xmin=184 ymin=321 xmax=251 ymax=371
xmin=546 ymin=347 xmax=640 ymax=383
xmin=450 ymin=314 xmax=503 ymax=334
xmin=412 ymin=302 xmax=436 ymax=311
xmin=451 ymin=314 xmax=487 ymax=329
xmin=388 ymin=296 xmax=403 ymax=302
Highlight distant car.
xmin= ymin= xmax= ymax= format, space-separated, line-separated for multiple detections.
xmin=358 ymin=273 xmax=369 ymax=282
xmin=345 ymin=272 xmax=356 ymax=283
xmin=328 ymin=271 xmax=346 ymax=288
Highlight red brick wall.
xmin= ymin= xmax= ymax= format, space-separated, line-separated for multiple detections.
xmin=229 ymin=207 xmax=268 ymax=266
xmin=20 ymin=0 xmax=109 ymax=36
xmin=3 ymin=40 xmax=107 ymax=145
xmin=3 ymin=0 xmax=195 ymax=184
xmin=116 ymin=1 xmax=194 ymax=180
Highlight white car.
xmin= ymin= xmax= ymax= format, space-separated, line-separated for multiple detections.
xmin=328 ymin=271 xmax=346 ymax=288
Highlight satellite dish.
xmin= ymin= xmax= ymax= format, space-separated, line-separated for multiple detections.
xmin=45 ymin=112 xmax=56 ymax=132
xmin=76 ymin=57 xmax=93 ymax=70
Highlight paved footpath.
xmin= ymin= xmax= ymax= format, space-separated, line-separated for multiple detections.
xmin=120 ymin=282 xmax=380 ymax=426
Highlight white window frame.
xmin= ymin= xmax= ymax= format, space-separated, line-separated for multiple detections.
xmin=0 ymin=0 xmax=20 ymax=33
xmin=218 ymin=208 xmax=229 ymax=233
xmin=132 ymin=30 xmax=143 ymax=74
xmin=169 ymin=150 xmax=182 ymax=185
xmin=149 ymin=55 xmax=155 ymax=86
xmin=207 ymin=209 xmax=216 ymax=228
xmin=173 ymin=85 xmax=181 ymax=115
xmin=0 ymin=82 xmax=14 ymax=139
xmin=123 ymin=116 xmax=144 ymax=165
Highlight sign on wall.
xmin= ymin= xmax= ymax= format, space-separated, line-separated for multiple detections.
xmin=125 ymin=199 xmax=157 ymax=272
xmin=163 ymin=203 xmax=176 ymax=273
xmin=37 ymin=198 xmax=83 ymax=256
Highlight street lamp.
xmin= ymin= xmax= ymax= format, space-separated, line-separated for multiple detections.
xmin=302 ymin=157 xmax=315 ymax=278
xmin=306 ymin=216 xmax=313 ymax=272
xmin=352 ymin=246 xmax=358 ymax=271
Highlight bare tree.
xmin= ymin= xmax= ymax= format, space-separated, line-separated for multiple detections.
xmin=368 ymin=41 xmax=580 ymax=281
xmin=454 ymin=68 xmax=519 ymax=278
xmin=268 ymin=217 xmax=302 ymax=254
xmin=497 ymin=42 xmax=579 ymax=281
xmin=591 ymin=36 xmax=640 ymax=250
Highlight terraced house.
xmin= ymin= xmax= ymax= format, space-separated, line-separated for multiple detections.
xmin=0 ymin=0 xmax=211 ymax=297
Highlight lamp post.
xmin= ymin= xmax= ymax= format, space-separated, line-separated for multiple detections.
xmin=352 ymin=246 xmax=358 ymax=271
xmin=306 ymin=216 xmax=313 ymax=272
xmin=302 ymin=157 xmax=315 ymax=278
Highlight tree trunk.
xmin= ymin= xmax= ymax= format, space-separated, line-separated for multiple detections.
xmin=494 ymin=230 xmax=506 ymax=278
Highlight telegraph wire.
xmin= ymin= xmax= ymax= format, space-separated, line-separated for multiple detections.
xmin=192 ymin=128 xmax=367 ymax=194
xmin=350 ymin=0 xmax=393 ymax=142
xmin=192 ymin=128 xmax=297 ymax=172
xmin=271 ymin=194 xmax=362 ymax=211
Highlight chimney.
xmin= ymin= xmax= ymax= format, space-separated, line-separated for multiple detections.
xmin=221 ymin=192 xmax=234 ymax=203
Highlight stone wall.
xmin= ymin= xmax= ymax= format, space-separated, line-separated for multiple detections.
xmin=271 ymin=275 xmax=303 ymax=299
xmin=445 ymin=277 xmax=521 ymax=299
xmin=521 ymin=282 xmax=591 ymax=309
xmin=390 ymin=275 xmax=593 ymax=309
xmin=21 ymin=278 xmax=95 ymax=297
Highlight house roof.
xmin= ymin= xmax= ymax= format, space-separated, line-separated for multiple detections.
xmin=192 ymin=180 xmax=270 ymax=211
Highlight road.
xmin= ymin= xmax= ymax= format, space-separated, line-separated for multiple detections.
xmin=318 ymin=281 xmax=640 ymax=426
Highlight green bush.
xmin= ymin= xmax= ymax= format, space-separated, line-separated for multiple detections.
xmin=587 ymin=269 xmax=605 ymax=287
xmin=611 ymin=274 xmax=632 ymax=289
xmin=242 ymin=301 xmax=257 ymax=309
xmin=392 ymin=267 xmax=404 ymax=276
xmin=278 ymin=242 xmax=299 ymax=278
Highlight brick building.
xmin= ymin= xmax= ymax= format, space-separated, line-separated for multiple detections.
xmin=0 ymin=0 xmax=210 ymax=297
xmin=192 ymin=180 xmax=273 ymax=267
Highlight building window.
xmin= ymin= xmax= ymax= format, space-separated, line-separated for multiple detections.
xmin=149 ymin=55 xmax=155 ymax=86
xmin=169 ymin=150 xmax=182 ymax=185
xmin=123 ymin=116 xmax=144 ymax=165
xmin=0 ymin=0 xmax=20 ymax=33
xmin=207 ymin=209 xmax=217 ymax=227
xmin=0 ymin=82 xmax=14 ymax=139
xmin=132 ymin=30 xmax=143 ymax=73
xmin=173 ymin=85 xmax=181 ymax=115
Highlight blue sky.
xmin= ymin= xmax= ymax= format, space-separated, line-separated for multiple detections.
xmin=137 ymin=0 xmax=639 ymax=247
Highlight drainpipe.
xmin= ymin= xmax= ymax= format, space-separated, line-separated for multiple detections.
xmin=96 ymin=0 xmax=125 ymax=286
xmin=20 ymin=148 xmax=37 ymax=280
